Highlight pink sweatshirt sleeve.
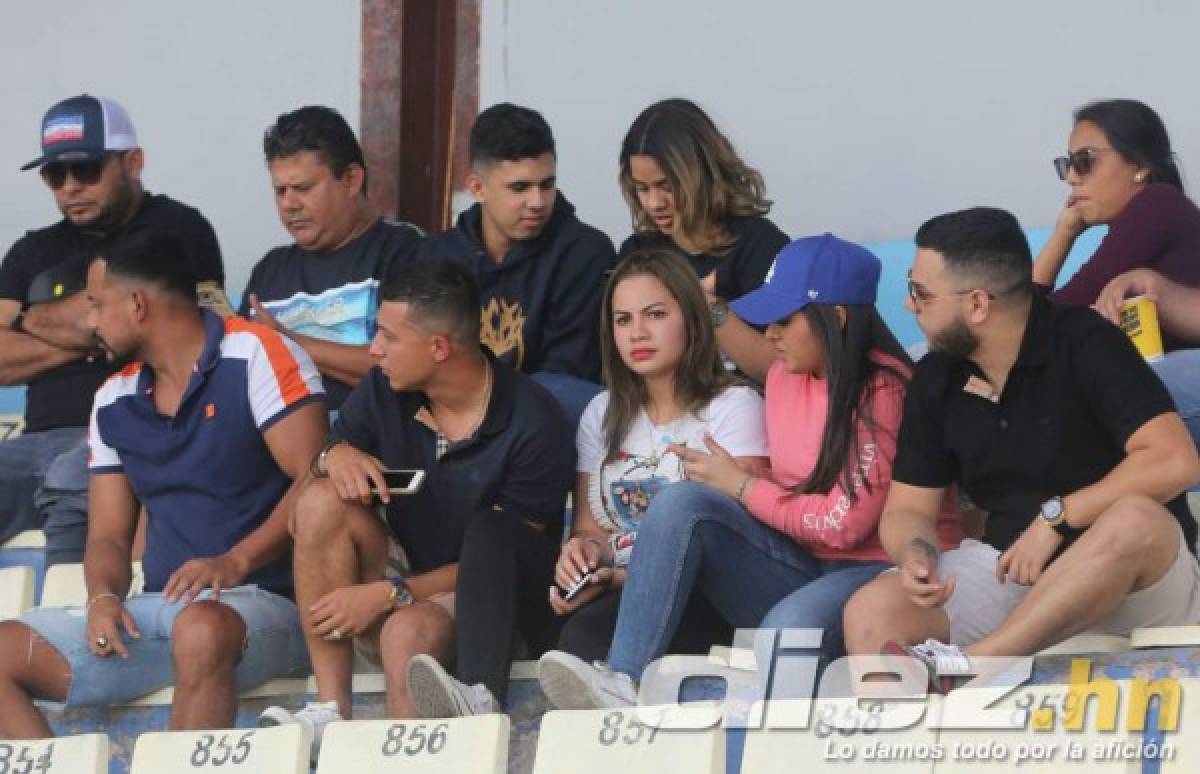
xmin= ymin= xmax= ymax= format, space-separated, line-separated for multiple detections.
xmin=745 ymin=381 xmax=902 ymax=551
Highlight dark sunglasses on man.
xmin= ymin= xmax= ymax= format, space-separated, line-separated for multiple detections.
xmin=1052 ymin=147 xmax=1118 ymax=181
xmin=38 ymin=152 xmax=123 ymax=189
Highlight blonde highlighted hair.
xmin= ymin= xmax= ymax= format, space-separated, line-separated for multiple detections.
xmin=619 ymin=98 xmax=771 ymax=256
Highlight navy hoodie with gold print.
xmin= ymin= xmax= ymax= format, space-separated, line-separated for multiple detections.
xmin=413 ymin=192 xmax=615 ymax=382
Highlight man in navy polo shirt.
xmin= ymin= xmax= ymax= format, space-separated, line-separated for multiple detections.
xmin=0 ymin=230 xmax=326 ymax=736
xmin=260 ymin=256 xmax=572 ymax=754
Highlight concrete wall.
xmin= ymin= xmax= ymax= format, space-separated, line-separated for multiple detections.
xmin=0 ymin=0 xmax=361 ymax=293
xmin=480 ymin=0 xmax=1200 ymax=248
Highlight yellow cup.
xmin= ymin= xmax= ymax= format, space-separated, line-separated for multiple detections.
xmin=1119 ymin=295 xmax=1164 ymax=362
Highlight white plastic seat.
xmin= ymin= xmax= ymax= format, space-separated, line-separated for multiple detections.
xmin=0 ymin=566 xmax=35 ymax=619
xmin=131 ymin=725 xmax=308 ymax=774
xmin=743 ymin=696 xmax=939 ymax=773
xmin=1037 ymin=632 xmax=1130 ymax=655
xmin=0 ymin=732 xmax=107 ymax=774
xmin=532 ymin=706 xmax=723 ymax=774
xmin=0 ymin=413 xmax=24 ymax=441
xmin=932 ymin=680 xmax=1139 ymax=771
xmin=315 ymin=714 xmax=509 ymax=773
xmin=0 ymin=529 xmax=44 ymax=550
xmin=1130 ymin=625 xmax=1200 ymax=648
xmin=39 ymin=561 xmax=143 ymax=608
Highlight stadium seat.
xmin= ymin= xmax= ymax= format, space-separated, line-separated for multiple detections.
xmin=1037 ymin=633 xmax=1131 ymax=655
xmin=0 ymin=733 xmax=107 ymax=774
xmin=532 ymin=706 xmax=724 ymax=774
xmin=931 ymin=679 xmax=1139 ymax=771
xmin=131 ymin=724 xmax=309 ymax=774
xmin=0 ymin=566 xmax=35 ymax=619
xmin=1130 ymin=626 xmax=1200 ymax=648
xmin=315 ymin=714 xmax=510 ymax=773
xmin=0 ymin=412 xmax=23 ymax=440
xmin=0 ymin=530 xmax=43 ymax=550
xmin=742 ymin=696 xmax=940 ymax=773
xmin=39 ymin=561 xmax=144 ymax=608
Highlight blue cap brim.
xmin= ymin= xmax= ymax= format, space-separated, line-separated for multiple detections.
xmin=729 ymin=285 xmax=809 ymax=326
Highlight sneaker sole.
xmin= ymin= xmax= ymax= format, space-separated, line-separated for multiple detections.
xmin=538 ymin=653 xmax=605 ymax=711
xmin=408 ymin=655 xmax=467 ymax=718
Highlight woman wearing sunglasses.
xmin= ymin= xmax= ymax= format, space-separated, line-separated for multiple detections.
xmin=548 ymin=248 xmax=767 ymax=663
xmin=1034 ymin=99 xmax=1200 ymax=348
xmin=537 ymin=235 xmax=961 ymax=710
xmin=617 ymin=98 xmax=789 ymax=379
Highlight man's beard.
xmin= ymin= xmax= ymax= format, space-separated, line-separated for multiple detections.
xmin=93 ymin=332 xmax=134 ymax=369
xmin=928 ymin=315 xmax=979 ymax=359
xmin=68 ymin=169 xmax=140 ymax=233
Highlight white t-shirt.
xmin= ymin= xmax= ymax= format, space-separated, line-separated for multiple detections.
xmin=576 ymin=385 xmax=767 ymax=565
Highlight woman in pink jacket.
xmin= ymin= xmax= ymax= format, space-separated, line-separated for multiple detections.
xmin=538 ymin=234 xmax=960 ymax=709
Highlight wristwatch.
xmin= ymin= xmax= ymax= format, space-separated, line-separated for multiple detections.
xmin=310 ymin=440 xmax=343 ymax=479
xmin=386 ymin=576 xmax=414 ymax=607
xmin=1039 ymin=496 xmax=1073 ymax=537
xmin=709 ymin=299 xmax=730 ymax=328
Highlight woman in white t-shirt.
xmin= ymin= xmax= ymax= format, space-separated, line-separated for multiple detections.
xmin=548 ymin=247 xmax=769 ymax=662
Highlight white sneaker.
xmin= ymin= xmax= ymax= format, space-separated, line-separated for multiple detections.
xmin=407 ymin=653 xmax=499 ymax=718
xmin=538 ymin=650 xmax=638 ymax=710
xmin=258 ymin=700 xmax=342 ymax=764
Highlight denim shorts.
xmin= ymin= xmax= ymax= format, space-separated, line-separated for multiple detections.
xmin=19 ymin=585 xmax=310 ymax=707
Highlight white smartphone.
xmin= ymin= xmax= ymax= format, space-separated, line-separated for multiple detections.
xmin=563 ymin=572 xmax=593 ymax=602
xmin=371 ymin=469 xmax=426 ymax=495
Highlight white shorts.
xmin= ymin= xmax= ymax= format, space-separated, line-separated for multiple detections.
xmin=940 ymin=531 xmax=1200 ymax=646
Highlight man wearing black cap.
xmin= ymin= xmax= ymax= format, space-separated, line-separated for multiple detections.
xmin=0 ymin=94 xmax=225 ymax=559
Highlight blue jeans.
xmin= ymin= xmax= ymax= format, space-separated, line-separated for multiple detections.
xmin=1154 ymin=350 xmax=1200 ymax=456
xmin=34 ymin=437 xmax=89 ymax=566
xmin=606 ymin=481 xmax=888 ymax=681
xmin=18 ymin=586 xmax=310 ymax=707
xmin=0 ymin=426 xmax=86 ymax=545
xmin=531 ymin=371 xmax=603 ymax=428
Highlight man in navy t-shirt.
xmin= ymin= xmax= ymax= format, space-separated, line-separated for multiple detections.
xmin=259 ymin=257 xmax=572 ymax=756
xmin=0 ymin=230 xmax=326 ymax=735
xmin=241 ymin=106 xmax=423 ymax=409
xmin=0 ymin=95 xmax=225 ymax=561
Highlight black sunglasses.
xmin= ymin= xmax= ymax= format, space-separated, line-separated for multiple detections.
xmin=1052 ymin=147 xmax=1117 ymax=181
xmin=39 ymin=154 xmax=121 ymax=189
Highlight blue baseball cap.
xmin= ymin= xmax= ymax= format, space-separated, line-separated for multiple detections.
xmin=729 ymin=233 xmax=881 ymax=325
xmin=21 ymin=94 xmax=138 ymax=171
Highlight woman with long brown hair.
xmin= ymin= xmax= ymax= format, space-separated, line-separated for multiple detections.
xmin=547 ymin=247 xmax=768 ymax=662
xmin=618 ymin=98 xmax=789 ymax=378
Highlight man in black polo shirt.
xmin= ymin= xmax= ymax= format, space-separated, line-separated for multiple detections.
xmin=260 ymin=257 xmax=572 ymax=754
xmin=843 ymin=207 xmax=1200 ymax=672
xmin=411 ymin=103 xmax=615 ymax=425
xmin=0 ymin=95 xmax=224 ymax=558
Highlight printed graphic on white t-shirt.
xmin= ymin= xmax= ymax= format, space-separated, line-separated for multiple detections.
xmin=576 ymin=385 xmax=767 ymax=565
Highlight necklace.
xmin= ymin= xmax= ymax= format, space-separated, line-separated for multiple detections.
xmin=465 ymin=359 xmax=494 ymax=438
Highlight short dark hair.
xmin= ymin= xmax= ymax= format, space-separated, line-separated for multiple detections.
xmin=469 ymin=103 xmax=555 ymax=168
xmin=914 ymin=207 xmax=1032 ymax=298
xmin=263 ymin=106 xmax=367 ymax=187
xmin=380 ymin=257 xmax=480 ymax=346
xmin=99 ymin=229 xmax=198 ymax=303
xmin=1074 ymin=99 xmax=1182 ymax=190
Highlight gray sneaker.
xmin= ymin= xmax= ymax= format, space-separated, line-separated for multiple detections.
xmin=258 ymin=700 xmax=342 ymax=764
xmin=407 ymin=653 xmax=499 ymax=718
xmin=538 ymin=650 xmax=638 ymax=710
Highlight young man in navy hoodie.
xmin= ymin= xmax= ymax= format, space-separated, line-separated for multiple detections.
xmin=412 ymin=103 xmax=615 ymax=424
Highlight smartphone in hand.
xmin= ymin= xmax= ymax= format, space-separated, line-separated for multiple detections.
xmin=370 ymin=469 xmax=426 ymax=496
